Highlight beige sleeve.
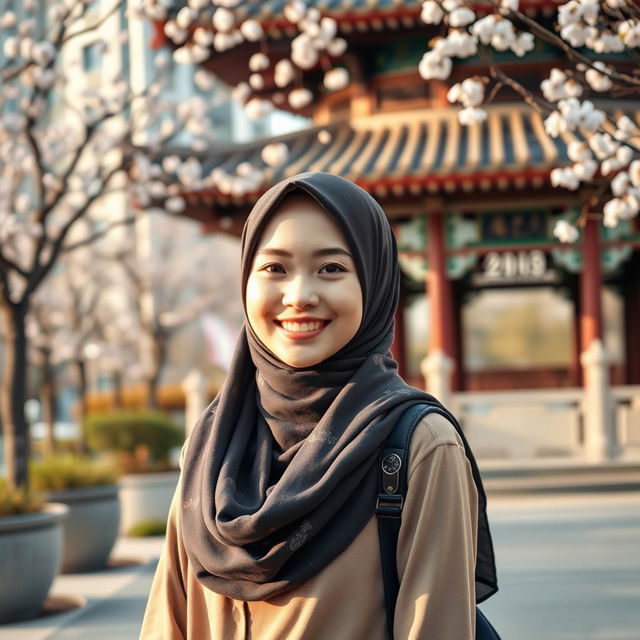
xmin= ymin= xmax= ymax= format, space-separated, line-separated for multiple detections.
xmin=139 ymin=475 xmax=190 ymax=639
xmin=394 ymin=413 xmax=478 ymax=640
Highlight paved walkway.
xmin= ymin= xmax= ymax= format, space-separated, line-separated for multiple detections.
xmin=2 ymin=537 xmax=164 ymax=640
xmin=2 ymin=459 xmax=640 ymax=639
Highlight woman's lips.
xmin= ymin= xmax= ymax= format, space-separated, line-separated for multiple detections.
xmin=274 ymin=319 xmax=330 ymax=340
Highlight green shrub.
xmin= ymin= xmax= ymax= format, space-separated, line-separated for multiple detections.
xmin=84 ymin=410 xmax=184 ymax=471
xmin=0 ymin=478 xmax=44 ymax=516
xmin=31 ymin=455 xmax=118 ymax=491
xmin=127 ymin=519 xmax=167 ymax=537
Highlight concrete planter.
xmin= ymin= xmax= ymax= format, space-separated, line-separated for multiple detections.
xmin=0 ymin=502 xmax=68 ymax=623
xmin=119 ymin=471 xmax=179 ymax=535
xmin=46 ymin=485 xmax=120 ymax=573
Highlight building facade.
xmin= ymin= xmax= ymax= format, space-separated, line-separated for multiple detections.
xmin=158 ymin=0 xmax=640 ymax=461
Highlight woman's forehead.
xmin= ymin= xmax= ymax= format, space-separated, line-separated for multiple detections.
xmin=256 ymin=194 xmax=349 ymax=249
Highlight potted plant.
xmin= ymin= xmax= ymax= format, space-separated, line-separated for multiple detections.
xmin=31 ymin=455 xmax=120 ymax=573
xmin=84 ymin=410 xmax=184 ymax=535
xmin=0 ymin=480 xmax=68 ymax=623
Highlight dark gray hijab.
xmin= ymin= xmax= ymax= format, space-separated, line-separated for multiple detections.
xmin=181 ymin=172 xmax=497 ymax=602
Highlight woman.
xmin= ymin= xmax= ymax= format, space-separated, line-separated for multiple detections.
xmin=140 ymin=172 xmax=497 ymax=639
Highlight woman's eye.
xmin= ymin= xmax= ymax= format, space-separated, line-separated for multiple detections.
xmin=320 ymin=263 xmax=346 ymax=274
xmin=263 ymin=264 xmax=285 ymax=274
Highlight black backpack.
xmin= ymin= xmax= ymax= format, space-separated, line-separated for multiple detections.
xmin=376 ymin=403 xmax=501 ymax=639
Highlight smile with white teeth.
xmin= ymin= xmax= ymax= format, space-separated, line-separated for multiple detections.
xmin=280 ymin=320 xmax=325 ymax=332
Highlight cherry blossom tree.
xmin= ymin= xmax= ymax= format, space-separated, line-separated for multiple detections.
xmin=149 ymin=0 xmax=638 ymax=240
xmin=26 ymin=248 xmax=113 ymax=455
xmin=107 ymin=218 xmax=240 ymax=409
xmin=415 ymin=0 xmax=640 ymax=239
xmin=0 ymin=0 xmax=240 ymax=488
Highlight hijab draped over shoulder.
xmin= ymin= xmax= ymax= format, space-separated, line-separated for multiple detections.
xmin=181 ymin=172 xmax=497 ymax=602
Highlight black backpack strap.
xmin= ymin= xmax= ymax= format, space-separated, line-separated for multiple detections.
xmin=376 ymin=403 xmax=435 ymax=640
xmin=377 ymin=402 xmax=502 ymax=640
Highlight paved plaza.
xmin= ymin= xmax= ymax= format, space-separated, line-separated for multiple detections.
xmin=2 ymin=492 xmax=640 ymax=639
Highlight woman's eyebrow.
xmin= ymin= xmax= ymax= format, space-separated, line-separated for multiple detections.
xmin=257 ymin=247 xmax=353 ymax=258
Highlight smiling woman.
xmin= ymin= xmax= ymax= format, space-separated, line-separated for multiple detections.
xmin=245 ymin=194 xmax=363 ymax=369
xmin=140 ymin=172 xmax=498 ymax=640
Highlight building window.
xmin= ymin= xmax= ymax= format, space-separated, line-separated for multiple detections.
xmin=82 ymin=42 xmax=102 ymax=72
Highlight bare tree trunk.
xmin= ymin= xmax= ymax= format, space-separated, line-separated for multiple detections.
xmin=0 ymin=301 xmax=30 ymax=489
xmin=112 ymin=370 xmax=124 ymax=409
xmin=145 ymin=334 xmax=166 ymax=410
xmin=40 ymin=350 xmax=57 ymax=457
xmin=75 ymin=358 xmax=88 ymax=454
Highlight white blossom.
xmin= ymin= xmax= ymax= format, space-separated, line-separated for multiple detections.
xmin=194 ymin=70 xmax=215 ymax=91
xmin=585 ymin=63 xmax=613 ymax=92
xmin=550 ymin=167 xmax=580 ymax=190
xmin=323 ymin=67 xmax=349 ymax=91
xmin=193 ymin=28 xmax=214 ymax=47
xmin=511 ymin=32 xmax=535 ymax=56
xmin=232 ymin=82 xmax=251 ymax=104
xmin=248 ymin=53 xmax=270 ymax=74
xmin=449 ymin=7 xmax=476 ymax=27
xmin=448 ymin=78 xmax=485 ymax=108
xmin=244 ymin=98 xmax=274 ymax=119
xmin=588 ymin=132 xmax=619 ymax=160
xmin=249 ymin=73 xmax=264 ymax=90
xmin=458 ymin=107 xmax=487 ymax=125
xmin=165 ymin=196 xmax=186 ymax=213
xmin=491 ymin=19 xmax=517 ymax=51
xmin=567 ymin=141 xmax=592 ymax=163
xmin=611 ymin=171 xmax=629 ymax=197
xmin=587 ymin=29 xmax=624 ymax=53
xmin=212 ymin=7 xmax=235 ymax=32
xmin=618 ymin=19 xmax=640 ymax=48
xmin=291 ymin=33 xmax=319 ymax=69
xmin=553 ymin=220 xmax=580 ymax=243
xmin=472 ymin=15 xmax=498 ymax=45
xmin=629 ymin=160 xmax=640 ymax=188
xmin=176 ymin=7 xmax=197 ymax=29
xmin=213 ymin=32 xmax=236 ymax=52
xmin=284 ymin=0 xmax=306 ymax=24
xmin=275 ymin=59 xmax=295 ymax=88
xmin=327 ymin=38 xmax=348 ymax=57
xmin=615 ymin=116 xmax=638 ymax=141
xmin=261 ymin=142 xmax=289 ymax=167
xmin=418 ymin=51 xmax=452 ymax=80
xmin=1 ymin=10 xmax=17 ymax=28
xmin=288 ymin=88 xmax=313 ymax=109
xmin=573 ymin=159 xmax=597 ymax=181
xmin=500 ymin=0 xmax=519 ymax=11
xmin=317 ymin=130 xmax=332 ymax=144
xmin=240 ymin=20 xmax=264 ymax=42
xmin=3 ymin=36 xmax=19 ymax=58
xmin=541 ymin=69 xmax=584 ymax=102
xmin=438 ymin=30 xmax=478 ymax=58
xmin=421 ymin=1 xmax=444 ymax=25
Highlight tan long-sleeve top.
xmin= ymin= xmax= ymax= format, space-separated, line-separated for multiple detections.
xmin=139 ymin=412 xmax=478 ymax=640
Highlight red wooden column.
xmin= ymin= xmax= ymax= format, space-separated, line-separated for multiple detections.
xmin=579 ymin=216 xmax=616 ymax=460
xmin=580 ymin=217 xmax=604 ymax=352
xmin=391 ymin=289 xmax=407 ymax=377
xmin=623 ymin=261 xmax=640 ymax=384
xmin=424 ymin=201 xmax=456 ymax=398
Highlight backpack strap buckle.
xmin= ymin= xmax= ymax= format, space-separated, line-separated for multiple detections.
xmin=376 ymin=493 xmax=403 ymax=517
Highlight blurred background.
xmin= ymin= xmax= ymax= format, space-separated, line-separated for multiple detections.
xmin=1 ymin=0 xmax=639 ymax=637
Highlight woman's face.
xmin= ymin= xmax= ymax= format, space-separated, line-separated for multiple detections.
xmin=246 ymin=194 xmax=363 ymax=368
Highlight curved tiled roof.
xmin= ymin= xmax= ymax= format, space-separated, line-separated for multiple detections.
xmin=184 ymin=103 xmax=639 ymax=206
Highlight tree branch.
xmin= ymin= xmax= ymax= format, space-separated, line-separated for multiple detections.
xmin=62 ymin=214 xmax=136 ymax=252
xmin=489 ymin=0 xmax=640 ymax=88
xmin=24 ymin=163 xmax=125 ymax=302
xmin=62 ymin=0 xmax=125 ymax=44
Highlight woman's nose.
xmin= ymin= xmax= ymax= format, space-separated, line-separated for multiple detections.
xmin=282 ymin=277 xmax=319 ymax=309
